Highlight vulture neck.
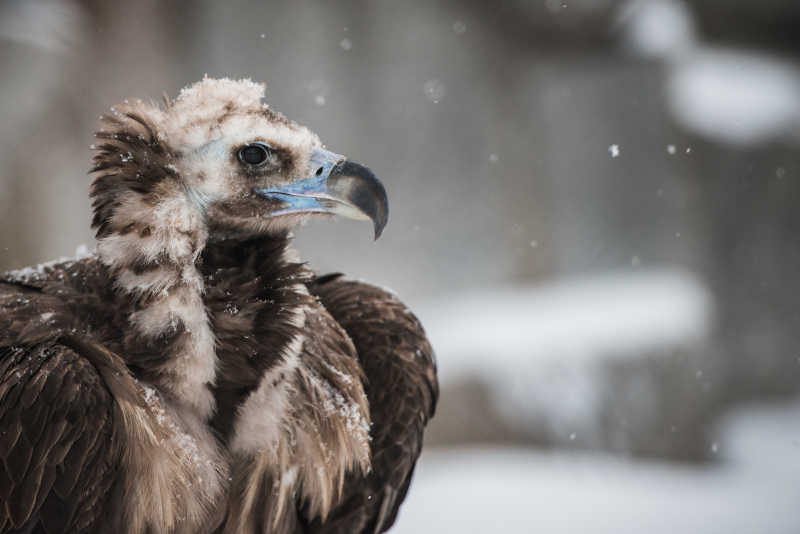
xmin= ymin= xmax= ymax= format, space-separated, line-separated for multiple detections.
xmin=97 ymin=192 xmax=217 ymax=418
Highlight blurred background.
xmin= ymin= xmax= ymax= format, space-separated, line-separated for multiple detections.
xmin=2 ymin=0 xmax=800 ymax=531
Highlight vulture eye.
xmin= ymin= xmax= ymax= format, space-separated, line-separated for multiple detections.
xmin=238 ymin=143 xmax=273 ymax=166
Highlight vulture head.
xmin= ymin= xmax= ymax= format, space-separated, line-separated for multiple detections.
xmin=91 ymin=77 xmax=388 ymax=262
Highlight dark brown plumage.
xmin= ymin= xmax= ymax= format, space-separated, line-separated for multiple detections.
xmin=306 ymin=278 xmax=437 ymax=534
xmin=0 ymin=78 xmax=437 ymax=534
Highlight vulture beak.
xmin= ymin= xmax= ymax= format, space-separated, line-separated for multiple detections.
xmin=255 ymin=148 xmax=389 ymax=239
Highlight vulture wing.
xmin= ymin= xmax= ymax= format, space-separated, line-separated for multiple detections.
xmin=0 ymin=278 xmax=128 ymax=534
xmin=305 ymin=276 xmax=438 ymax=534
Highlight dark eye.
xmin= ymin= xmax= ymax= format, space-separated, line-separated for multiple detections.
xmin=238 ymin=143 xmax=273 ymax=166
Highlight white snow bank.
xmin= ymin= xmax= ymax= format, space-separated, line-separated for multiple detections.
xmin=667 ymin=48 xmax=800 ymax=146
xmin=416 ymin=270 xmax=712 ymax=442
xmin=419 ymin=269 xmax=712 ymax=384
xmin=394 ymin=399 xmax=800 ymax=534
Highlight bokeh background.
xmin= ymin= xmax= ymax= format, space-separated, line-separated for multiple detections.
xmin=2 ymin=0 xmax=800 ymax=531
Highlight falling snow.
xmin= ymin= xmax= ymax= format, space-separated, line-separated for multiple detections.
xmin=545 ymin=0 xmax=567 ymax=13
xmin=423 ymin=79 xmax=446 ymax=103
xmin=307 ymin=79 xmax=329 ymax=107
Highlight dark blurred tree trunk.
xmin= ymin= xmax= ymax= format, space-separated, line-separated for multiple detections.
xmin=678 ymin=0 xmax=800 ymax=402
xmin=687 ymin=140 xmax=800 ymax=400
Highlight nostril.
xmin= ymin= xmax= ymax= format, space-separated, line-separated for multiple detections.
xmin=315 ymin=167 xmax=324 ymax=176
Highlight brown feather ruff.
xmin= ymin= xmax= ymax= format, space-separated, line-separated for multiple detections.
xmin=91 ymin=102 xmax=219 ymax=421
xmin=90 ymin=105 xmax=177 ymax=240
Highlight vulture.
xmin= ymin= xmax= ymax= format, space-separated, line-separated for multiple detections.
xmin=0 ymin=78 xmax=437 ymax=534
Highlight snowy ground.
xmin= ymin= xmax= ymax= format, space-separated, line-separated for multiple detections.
xmin=417 ymin=269 xmax=711 ymax=382
xmin=393 ymin=399 xmax=800 ymax=534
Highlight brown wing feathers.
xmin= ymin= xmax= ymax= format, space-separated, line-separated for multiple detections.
xmin=306 ymin=278 xmax=438 ymax=534
xmin=0 ymin=341 xmax=119 ymax=533
xmin=0 ymin=272 xmax=136 ymax=534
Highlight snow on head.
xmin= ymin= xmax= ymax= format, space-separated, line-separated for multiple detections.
xmin=167 ymin=77 xmax=267 ymax=133
xmin=176 ymin=76 xmax=265 ymax=112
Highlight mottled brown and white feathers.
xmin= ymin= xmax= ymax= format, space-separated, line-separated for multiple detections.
xmin=0 ymin=78 xmax=437 ymax=534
